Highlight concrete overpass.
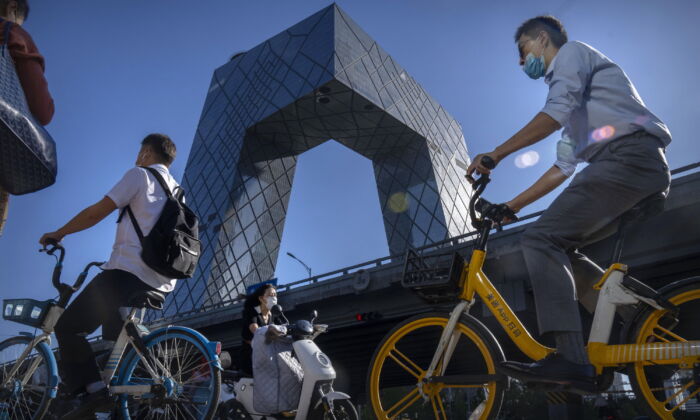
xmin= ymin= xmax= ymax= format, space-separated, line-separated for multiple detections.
xmin=149 ymin=165 xmax=700 ymax=400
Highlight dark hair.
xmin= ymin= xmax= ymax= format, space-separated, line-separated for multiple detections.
xmin=0 ymin=0 xmax=29 ymax=21
xmin=141 ymin=133 xmax=176 ymax=166
xmin=244 ymin=284 xmax=275 ymax=311
xmin=515 ymin=15 xmax=568 ymax=48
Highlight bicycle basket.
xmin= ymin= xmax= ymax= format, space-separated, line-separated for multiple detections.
xmin=2 ymin=298 xmax=56 ymax=328
xmin=401 ymin=249 xmax=466 ymax=303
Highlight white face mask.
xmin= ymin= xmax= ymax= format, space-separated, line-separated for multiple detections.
xmin=264 ymin=296 xmax=278 ymax=310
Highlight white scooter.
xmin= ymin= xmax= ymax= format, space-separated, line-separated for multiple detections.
xmin=217 ymin=306 xmax=358 ymax=420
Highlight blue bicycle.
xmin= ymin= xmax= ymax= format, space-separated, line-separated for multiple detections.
xmin=0 ymin=241 xmax=222 ymax=419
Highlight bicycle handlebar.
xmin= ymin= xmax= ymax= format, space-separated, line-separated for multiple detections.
xmin=40 ymin=239 xmax=66 ymax=291
xmin=40 ymin=240 xmax=105 ymax=306
xmin=465 ymin=156 xmax=517 ymax=231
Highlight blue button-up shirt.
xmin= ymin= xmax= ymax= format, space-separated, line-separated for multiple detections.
xmin=542 ymin=41 xmax=671 ymax=176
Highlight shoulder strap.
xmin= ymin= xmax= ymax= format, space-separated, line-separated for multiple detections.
xmin=140 ymin=166 xmax=174 ymax=199
xmin=118 ymin=205 xmax=145 ymax=241
xmin=116 ymin=166 xmax=175 ymax=239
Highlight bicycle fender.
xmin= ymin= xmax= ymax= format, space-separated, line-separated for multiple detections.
xmin=325 ymin=391 xmax=351 ymax=401
xmin=147 ymin=325 xmax=223 ymax=370
xmin=35 ymin=340 xmax=59 ymax=398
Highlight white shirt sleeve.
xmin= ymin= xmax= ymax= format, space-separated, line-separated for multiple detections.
xmin=106 ymin=168 xmax=145 ymax=208
xmin=553 ymin=133 xmax=581 ymax=177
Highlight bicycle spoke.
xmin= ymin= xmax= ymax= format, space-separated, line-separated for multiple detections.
xmin=431 ymin=392 xmax=447 ymax=420
xmin=180 ymin=399 xmax=203 ymax=419
xmin=669 ymin=387 xmax=700 ymax=414
xmin=122 ymin=332 xmax=218 ymax=420
xmin=387 ymin=347 xmax=424 ymax=380
xmin=385 ymin=387 xmax=421 ymax=419
xmin=653 ymin=324 xmax=687 ymax=342
xmin=662 ymin=380 xmax=693 ymax=406
xmin=178 ymin=361 xmax=214 ymax=381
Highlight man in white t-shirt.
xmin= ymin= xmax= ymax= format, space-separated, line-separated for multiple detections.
xmin=39 ymin=133 xmax=179 ymax=415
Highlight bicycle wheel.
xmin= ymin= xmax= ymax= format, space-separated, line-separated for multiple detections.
xmin=367 ymin=312 xmax=506 ymax=420
xmin=626 ymin=277 xmax=700 ymax=419
xmin=0 ymin=335 xmax=57 ymax=420
xmin=308 ymin=398 xmax=358 ymax=420
xmin=116 ymin=328 xmax=221 ymax=420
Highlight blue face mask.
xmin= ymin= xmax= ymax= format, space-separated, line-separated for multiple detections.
xmin=522 ymin=52 xmax=546 ymax=79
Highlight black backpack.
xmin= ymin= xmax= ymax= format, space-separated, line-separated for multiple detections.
xmin=118 ymin=167 xmax=201 ymax=279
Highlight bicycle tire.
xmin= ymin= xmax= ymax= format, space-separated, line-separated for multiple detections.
xmin=308 ymin=398 xmax=358 ymax=420
xmin=0 ymin=335 xmax=57 ymax=420
xmin=367 ymin=312 xmax=506 ymax=420
xmin=626 ymin=276 xmax=700 ymax=419
xmin=116 ymin=327 xmax=221 ymax=420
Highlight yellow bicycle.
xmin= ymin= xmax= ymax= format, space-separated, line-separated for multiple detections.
xmin=367 ymin=159 xmax=700 ymax=419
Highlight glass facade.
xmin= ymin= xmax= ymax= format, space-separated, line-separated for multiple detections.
xmin=155 ymin=5 xmax=473 ymax=319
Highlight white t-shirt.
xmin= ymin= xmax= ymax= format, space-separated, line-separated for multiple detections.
xmin=101 ymin=164 xmax=179 ymax=292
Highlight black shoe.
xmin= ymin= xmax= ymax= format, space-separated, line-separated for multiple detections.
xmin=60 ymin=388 xmax=113 ymax=420
xmin=498 ymin=353 xmax=597 ymax=394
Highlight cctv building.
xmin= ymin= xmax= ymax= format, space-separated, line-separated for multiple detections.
xmin=158 ymin=4 xmax=475 ymax=318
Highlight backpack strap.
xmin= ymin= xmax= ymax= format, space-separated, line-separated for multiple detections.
xmin=118 ymin=205 xmax=145 ymax=241
xmin=140 ymin=166 xmax=174 ymax=199
xmin=116 ymin=166 xmax=173 ymax=240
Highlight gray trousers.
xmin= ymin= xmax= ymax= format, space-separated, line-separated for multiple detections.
xmin=521 ymin=132 xmax=670 ymax=334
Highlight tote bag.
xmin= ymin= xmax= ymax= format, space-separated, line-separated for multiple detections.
xmin=0 ymin=20 xmax=56 ymax=195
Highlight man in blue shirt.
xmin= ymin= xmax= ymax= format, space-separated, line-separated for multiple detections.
xmin=467 ymin=16 xmax=670 ymax=391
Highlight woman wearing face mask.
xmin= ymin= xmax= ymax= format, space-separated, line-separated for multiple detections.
xmin=239 ymin=284 xmax=281 ymax=376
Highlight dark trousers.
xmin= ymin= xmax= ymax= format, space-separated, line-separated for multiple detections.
xmin=521 ymin=132 xmax=670 ymax=335
xmin=239 ymin=341 xmax=253 ymax=376
xmin=54 ymin=269 xmax=156 ymax=393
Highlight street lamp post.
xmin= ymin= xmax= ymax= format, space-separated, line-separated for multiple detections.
xmin=286 ymin=252 xmax=312 ymax=278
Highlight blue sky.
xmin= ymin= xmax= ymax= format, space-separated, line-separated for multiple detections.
xmin=2 ymin=0 xmax=699 ymax=338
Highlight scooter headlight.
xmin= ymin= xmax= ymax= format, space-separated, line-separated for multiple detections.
xmin=316 ymin=351 xmax=331 ymax=367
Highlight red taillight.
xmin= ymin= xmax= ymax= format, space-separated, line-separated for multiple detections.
xmin=355 ymin=313 xmax=362 ymax=321
xmin=215 ymin=342 xmax=222 ymax=355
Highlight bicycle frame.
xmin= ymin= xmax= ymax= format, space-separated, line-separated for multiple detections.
xmin=0 ymin=309 xmax=167 ymax=399
xmin=103 ymin=308 xmax=172 ymax=397
xmin=426 ymin=246 xmax=700 ymax=379
xmin=420 ymin=171 xmax=700 ymax=382
xmin=461 ymin=249 xmax=554 ymax=361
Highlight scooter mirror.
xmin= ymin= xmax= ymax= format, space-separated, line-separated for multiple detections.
xmin=271 ymin=304 xmax=283 ymax=317
xmin=310 ymin=310 xmax=318 ymax=323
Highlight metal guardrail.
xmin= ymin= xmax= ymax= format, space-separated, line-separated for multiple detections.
xmin=151 ymin=161 xmax=700 ymax=324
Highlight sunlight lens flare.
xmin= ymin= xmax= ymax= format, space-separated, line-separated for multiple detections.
xmin=388 ymin=192 xmax=410 ymax=213
xmin=591 ymin=125 xmax=616 ymax=142
xmin=514 ymin=150 xmax=540 ymax=169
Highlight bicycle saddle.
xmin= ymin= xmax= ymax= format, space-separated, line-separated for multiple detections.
xmin=620 ymin=191 xmax=666 ymax=224
xmin=128 ymin=290 xmax=165 ymax=310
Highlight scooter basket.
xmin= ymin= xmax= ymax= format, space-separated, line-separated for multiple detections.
xmin=401 ymin=249 xmax=466 ymax=303
xmin=2 ymin=298 xmax=56 ymax=328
